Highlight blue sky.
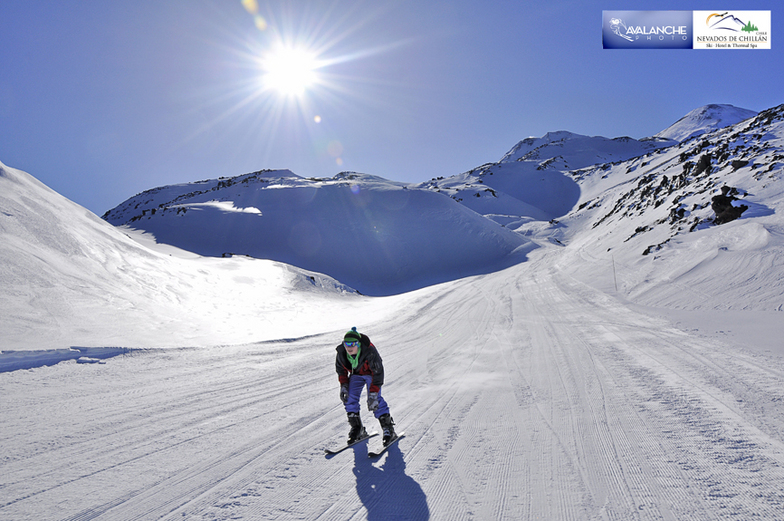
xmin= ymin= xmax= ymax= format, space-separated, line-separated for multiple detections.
xmin=1 ymin=0 xmax=781 ymax=214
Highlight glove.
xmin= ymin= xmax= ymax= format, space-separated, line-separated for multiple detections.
xmin=340 ymin=386 xmax=349 ymax=404
xmin=367 ymin=392 xmax=379 ymax=412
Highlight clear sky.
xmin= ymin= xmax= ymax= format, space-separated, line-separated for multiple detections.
xmin=1 ymin=0 xmax=781 ymax=215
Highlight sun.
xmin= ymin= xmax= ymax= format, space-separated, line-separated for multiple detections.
xmin=260 ymin=45 xmax=320 ymax=97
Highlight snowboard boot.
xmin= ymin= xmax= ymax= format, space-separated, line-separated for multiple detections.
xmin=347 ymin=412 xmax=367 ymax=443
xmin=378 ymin=413 xmax=396 ymax=446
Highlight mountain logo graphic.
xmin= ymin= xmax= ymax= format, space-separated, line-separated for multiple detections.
xmin=705 ymin=12 xmax=757 ymax=32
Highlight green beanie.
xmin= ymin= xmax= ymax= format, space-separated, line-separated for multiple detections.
xmin=344 ymin=327 xmax=361 ymax=343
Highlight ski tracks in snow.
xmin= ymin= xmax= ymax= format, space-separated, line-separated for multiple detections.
xmin=359 ymin=252 xmax=784 ymax=520
xmin=1 ymin=343 xmax=362 ymax=520
xmin=3 ymin=251 xmax=784 ymax=519
xmin=504 ymin=258 xmax=784 ymax=520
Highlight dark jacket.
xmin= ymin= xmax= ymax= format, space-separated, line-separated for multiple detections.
xmin=335 ymin=333 xmax=385 ymax=393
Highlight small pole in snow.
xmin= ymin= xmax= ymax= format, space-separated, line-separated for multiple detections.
xmin=612 ymin=255 xmax=618 ymax=292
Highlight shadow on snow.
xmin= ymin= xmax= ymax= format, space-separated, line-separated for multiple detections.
xmin=352 ymin=442 xmax=429 ymax=520
xmin=0 ymin=347 xmax=136 ymax=372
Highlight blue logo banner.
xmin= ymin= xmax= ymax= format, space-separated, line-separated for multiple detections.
xmin=603 ymin=11 xmax=693 ymax=49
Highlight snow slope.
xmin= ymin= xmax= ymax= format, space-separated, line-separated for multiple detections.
xmin=556 ymin=104 xmax=784 ymax=314
xmin=0 ymin=161 xmax=409 ymax=350
xmin=3 ymin=249 xmax=784 ymax=520
xmin=3 ymin=103 xmax=784 ymax=520
xmin=102 ymin=171 xmax=532 ymax=296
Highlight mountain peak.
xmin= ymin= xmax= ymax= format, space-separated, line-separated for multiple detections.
xmin=498 ymin=130 xmax=673 ymax=170
xmin=654 ymin=103 xmax=757 ymax=142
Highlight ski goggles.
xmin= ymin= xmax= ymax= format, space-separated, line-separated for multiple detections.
xmin=343 ymin=341 xmax=360 ymax=348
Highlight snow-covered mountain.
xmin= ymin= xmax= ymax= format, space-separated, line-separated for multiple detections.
xmin=498 ymin=130 xmax=675 ymax=166
xmin=654 ymin=103 xmax=757 ymax=142
xmin=413 ymin=130 xmax=676 ymax=228
xmin=4 ymin=103 xmax=784 ymax=520
xmin=5 ymin=101 xmax=779 ymax=340
xmin=102 ymin=128 xmax=666 ymax=295
xmin=558 ymin=104 xmax=784 ymax=312
xmin=0 ymin=160 xmax=396 ymax=349
xmin=102 ymin=171 xmax=532 ymax=296
xmin=102 ymin=103 xmax=772 ymax=298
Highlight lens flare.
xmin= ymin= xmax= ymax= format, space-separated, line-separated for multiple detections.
xmin=327 ymin=140 xmax=343 ymax=157
xmin=241 ymin=0 xmax=258 ymax=15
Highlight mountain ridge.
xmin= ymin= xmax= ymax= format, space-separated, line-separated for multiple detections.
xmin=98 ymin=103 xmax=778 ymax=296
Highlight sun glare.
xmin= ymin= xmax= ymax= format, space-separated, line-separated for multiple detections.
xmin=181 ymin=3 xmax=406 ymax=174
xmin=261 ymin=46 xmax=320 ymax=97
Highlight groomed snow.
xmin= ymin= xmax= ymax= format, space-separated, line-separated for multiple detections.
xmin=3 ymin=248 xmax=784 ymax=520
xmin=2 ymin=103 xmax=784 ymax=519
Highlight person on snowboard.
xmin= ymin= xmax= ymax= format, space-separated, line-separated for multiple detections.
xmin=336 ymin=327 xmax=397 ymax=446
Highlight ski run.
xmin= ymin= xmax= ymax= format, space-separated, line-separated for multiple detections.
xmin=3 ymin=248 xmax=784 ymax=520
